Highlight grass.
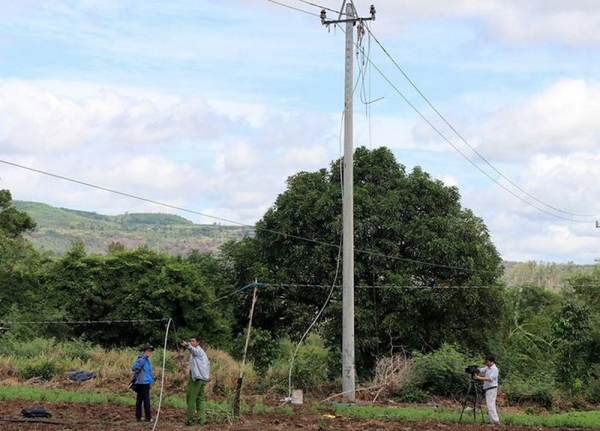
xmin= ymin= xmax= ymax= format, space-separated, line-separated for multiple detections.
xmin=330 ymin=403 xmax=600 ymax=429
xmin=0 ymin=385 xmax=293 ymax=424
xmin=5 ymin=384 xmax=600 ymax=428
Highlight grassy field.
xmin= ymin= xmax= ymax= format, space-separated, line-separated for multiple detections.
xmin=331 ymin=403 xmax=600 ymax=428
xmin=2 ymin=384 xmax=600 ymax=428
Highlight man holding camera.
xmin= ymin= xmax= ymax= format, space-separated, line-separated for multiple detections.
xmin=474 ymin=355 xmax=500 ymax=425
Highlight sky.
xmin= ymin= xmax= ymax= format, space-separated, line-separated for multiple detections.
xmin=1 ymin=0 xmax=600 ymax=264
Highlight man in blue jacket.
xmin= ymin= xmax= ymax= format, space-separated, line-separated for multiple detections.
xmin=181 ymin=336 xmax=210 ymax=426
xmin=131 ymin=345 xmax=154 ymax=422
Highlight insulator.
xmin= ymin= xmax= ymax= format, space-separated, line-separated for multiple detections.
xmin=370 ymin=5 xmax=376 ymax=21
xmin=320 ymin=9 xmax=326 ymax=24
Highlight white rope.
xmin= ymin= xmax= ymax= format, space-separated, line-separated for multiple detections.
xmin=150 ymin=318 xmax=172 ymax=431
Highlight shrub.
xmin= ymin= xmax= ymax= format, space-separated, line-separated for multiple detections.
xmin=18 ymin=359 xmax=62 ymax=381
xmin=0 ymin=336 xmax=58 ymax=359
xmin=60 ymin=339 xmax=93 ymax=361
xmin=232 ymin=328 xmax=280 ymax=373
xmin=503 ymin=376 xmax=556 ymax=410
xmin=264 ymin=335 xmax=332 ymax=393
xmin=392 ymin=384 xmax=429 ymax=403
xmin=411 ymin=344 xmax=475 ymax=398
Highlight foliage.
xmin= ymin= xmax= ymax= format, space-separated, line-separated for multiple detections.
xmin=225 ymin=147 xmax=504 ymax=373
xmin=410 ymin=344 xmax=476 ymax=398
xmin=499 ymin=285 xmax=562 ymax=379
xmin=0 ymin=190 xmax=36 ymax=237
xmin=232 ymin=328 xmax=280 ymax=374
xmin=552 ymin=301 xmax=592 ymax=391
xmin=503 ymin=376 xmax=556 ymax=410
xmin=17 ymin=359 xmax=62 ymax=380
xmin=0 ymin=190 xmax=48 ymax=317
xmin=392 ymin=384 xmax=429 ymax=403
xmin=264 ymin=336 xmax=333 ymax=393
xmin=43 ymin=244 xmax=232 ymax=348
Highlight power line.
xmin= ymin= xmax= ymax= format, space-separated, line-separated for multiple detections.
xmin=277 ymin=0 xmax=597 ymax=223
xmin=266 ymin=0 xmax=321 ymax=17
xmin=0 ymin=158 xmax=500 ymax=274
xmin=365 ymin=26 xmax=598 ymax=220
xmin=356 ymin=48 xmax=594 ymax=223
xmin=1 ymin=318 xmax=167 ymax=325
xmin=258 ymin=282 xmax=504 ymax=290
xmin=296 ymin=0 xmax=348 ymax=16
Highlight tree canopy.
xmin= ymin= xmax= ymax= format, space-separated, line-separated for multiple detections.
xmin=227 ymin=147 xmax=504 ymax=371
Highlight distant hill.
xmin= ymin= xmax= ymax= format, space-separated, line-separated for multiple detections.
xmin=13 ymin=201 xmax=254 ymax=256
xmin=11 ymin=201 xmax=598 ymax=287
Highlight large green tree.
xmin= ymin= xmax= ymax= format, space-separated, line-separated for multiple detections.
xmin=227 ymin=147 xmax=504 ymax=371
xmin=45 ymin=243 xmax=232 ymax=348
xmin=0 ymin=189 xmax=43 ymax=317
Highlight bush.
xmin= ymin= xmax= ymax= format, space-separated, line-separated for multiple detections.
xmin=232 ymin=328 xmax=280 ymax=373
xmin=503 ymin=376 xmax=556 ymax=410
xmin=60 ymin=339 xmax=93 ymax=361
xmin=411 ymin=344 xmax=475 ymax=398
xmin=0 ymin=336 xmax=58 ymax=359
xmin=392 ymin=384 xmax=429 ymax=403
xmin=264 ymin=335 xmax=332 ymax=393
xmin=18 ymin=359 xmax=62 ymax=381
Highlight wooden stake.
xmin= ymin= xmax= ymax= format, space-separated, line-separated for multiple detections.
xmin=233 ymin=282 xmax=258 ymax=416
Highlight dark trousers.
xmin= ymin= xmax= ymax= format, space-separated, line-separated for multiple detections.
xmin=135 ymin=384 xmax=151 ymax=421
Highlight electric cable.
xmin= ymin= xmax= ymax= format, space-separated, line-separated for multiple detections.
xmin=258 ymin=282 xmax=505 ymax=290
xmin=195 ymin=282 xmax=261 ymax=310
xmin=365 ymin=26 xmax=598 ymax=220
xmin=277 ymin=0 xmax=598 ymax=222
xmin=0 ymin=155 xmax=498 ymax=275
xmin=355 ymin=50 xmax=594 ymax=223
xmin=150 ymin=317 xmax=172 ymax=431
xmin=1 ymin=318 xmax=166 ymax=324
xmin=296 ymin=0 xmax=349 ymax=16
xmin=266 ymin=0 xmax=320 ymax=17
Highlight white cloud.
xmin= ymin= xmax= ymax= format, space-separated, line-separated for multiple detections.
xmin=475 ymin=79 xmax=600 ymax=160
xmin=0 ymin=79 xmax=225 ymax=153
xmin=374 ymin=0 xmax=600 ymax=46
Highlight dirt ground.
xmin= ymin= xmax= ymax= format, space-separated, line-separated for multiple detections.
xmin=0 ymin=400 xmax=595 ymax=431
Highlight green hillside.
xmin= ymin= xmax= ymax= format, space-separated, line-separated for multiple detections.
xmin=13 ymin=201 xmax=254 ymax=256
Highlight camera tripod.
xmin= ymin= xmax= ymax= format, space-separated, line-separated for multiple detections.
xmin=459 ymin=377 xmax=485 ymax=424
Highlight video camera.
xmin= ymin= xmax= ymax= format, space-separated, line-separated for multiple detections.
xmin=464 ymin=365 xmax=479 ymax=376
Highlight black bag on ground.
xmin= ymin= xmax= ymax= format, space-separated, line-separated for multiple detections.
xmin=21 ymin=407 xmax=52 ymax=418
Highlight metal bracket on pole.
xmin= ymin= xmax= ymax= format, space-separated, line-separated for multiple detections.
xmin=320 ymin=4 xmax=375 ymax=26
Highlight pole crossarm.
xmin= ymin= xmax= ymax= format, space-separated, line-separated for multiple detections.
xmin=322 ymin=17 xmax=374 ymax=25
xmin=320 ymin=4 xmax=375 ymax=25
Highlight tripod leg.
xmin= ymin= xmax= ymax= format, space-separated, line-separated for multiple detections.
xmin=472 ymin=383 xmax=477 ymax=421
xmin=459 ymin=382 xmax=473 ymax=423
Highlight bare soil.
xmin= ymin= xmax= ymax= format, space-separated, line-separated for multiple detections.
xmin=0 ymin=400 xmax=594 ymax=431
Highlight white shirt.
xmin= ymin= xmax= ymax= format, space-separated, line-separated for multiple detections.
xmin=479 ymin=364 xmax=499 ymax=390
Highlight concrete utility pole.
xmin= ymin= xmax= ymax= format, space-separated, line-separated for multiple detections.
xmin=321 ymin=1 xmax=376 ymax=402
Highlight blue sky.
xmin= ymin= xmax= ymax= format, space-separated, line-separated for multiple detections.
xmin=1 ymin=0 xmax=600 ymax=264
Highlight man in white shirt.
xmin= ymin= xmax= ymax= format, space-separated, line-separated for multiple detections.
xmin=474 ymin=355 xmax=500 ymax=425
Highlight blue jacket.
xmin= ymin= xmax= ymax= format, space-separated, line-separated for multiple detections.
xmin=131 ymin=354 xmax=154 ymax=385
